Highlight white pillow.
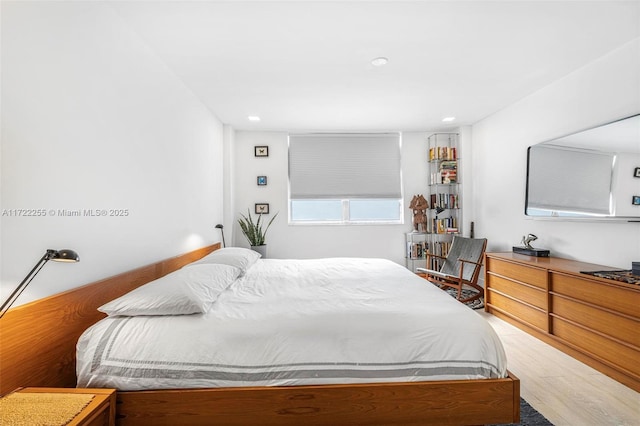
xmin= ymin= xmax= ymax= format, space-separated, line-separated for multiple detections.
xmin=187 ymin=247 xmax=261 ymax=275
xmin=98 ymin=263 xmax=241 ymax=316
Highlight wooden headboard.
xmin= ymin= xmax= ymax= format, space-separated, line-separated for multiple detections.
xmin=0 ymin=243 xmax=220 ymax=395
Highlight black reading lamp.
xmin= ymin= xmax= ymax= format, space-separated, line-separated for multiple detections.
xmin=0 ymin=249 xmax=80 ymax=319
xmin=215 ymin=224 xmax=226 ymax=248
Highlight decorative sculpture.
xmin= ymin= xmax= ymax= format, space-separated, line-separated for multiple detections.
xmin=521 ymin=233 xmax=538 ymax=249
xmin=409 ymin=194 xmax=429 ymax=232
xmin=513 ymin=233 xmax=550 ymax=257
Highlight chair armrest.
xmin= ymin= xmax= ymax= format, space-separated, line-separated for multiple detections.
xmin=458 ymin=258 xmax=484 ymax=267
xmin=415 ymin=268 xmax=458 ymax=280
xmin=426 ymin=253 xmax=447 ymax=261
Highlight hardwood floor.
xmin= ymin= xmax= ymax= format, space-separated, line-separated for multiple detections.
xmin=478 ymin=311 xmax=640 ymax=426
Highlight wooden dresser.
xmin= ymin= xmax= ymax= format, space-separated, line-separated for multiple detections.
xmin=484 ymin=252 xmax=640 ymax=392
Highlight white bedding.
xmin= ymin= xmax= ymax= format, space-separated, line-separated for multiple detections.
xmin=76 ymin=258 xmax=507 ymax=391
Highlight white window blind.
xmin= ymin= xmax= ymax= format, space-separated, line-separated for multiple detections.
xmin=289 ymin=133 xmax=402 ymax=199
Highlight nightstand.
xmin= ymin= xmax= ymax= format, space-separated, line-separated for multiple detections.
xmin=0 ymin=387 xmax=116 ymax=426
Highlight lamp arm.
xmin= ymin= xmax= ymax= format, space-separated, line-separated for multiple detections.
xmin=215 ymin=224 xmax=226 ymax=248
xmin=0 ymin=252 xmax=51 ymax=318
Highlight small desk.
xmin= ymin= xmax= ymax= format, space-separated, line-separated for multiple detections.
xmin=0 ymin=387 xmax=116 ymax=426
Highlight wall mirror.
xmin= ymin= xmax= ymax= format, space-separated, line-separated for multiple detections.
xmin=525 ymin=114 xmax=640 ymax=220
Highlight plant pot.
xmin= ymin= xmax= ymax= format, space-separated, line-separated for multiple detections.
xmin=251 ymin=245 xmax=267 ymax=258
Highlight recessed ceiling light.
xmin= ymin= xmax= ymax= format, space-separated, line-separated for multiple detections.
xmin=371 ymin=57 xmax=389 ymax=67
xmin=248 ymin=116 xmax=261 ymax=122
xmin=442 ymin=117 xmax=456 ymax=122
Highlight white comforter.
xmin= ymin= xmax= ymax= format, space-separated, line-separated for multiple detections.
xmin=76 ymin=258 xmax=507 ymax=390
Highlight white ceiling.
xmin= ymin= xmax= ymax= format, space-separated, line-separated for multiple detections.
xmin=110 ymin=1 xmax=640 ymax=132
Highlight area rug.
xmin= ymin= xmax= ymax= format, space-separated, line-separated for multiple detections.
xmin=443 ymin=287 xmax=484 ymax=310
xmin=489 ymin=398 xmax=554 ymax=425
xmin=580 ymin=269 xmax=640 ymax=285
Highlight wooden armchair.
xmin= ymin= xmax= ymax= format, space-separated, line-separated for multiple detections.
xmin=417 ymin=236 xmax=487 ymax=303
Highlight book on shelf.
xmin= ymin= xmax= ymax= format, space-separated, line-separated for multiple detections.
xmin=430 ymin=172 xmax=458 ymax=185
xmin=440 ymin=193 xmax=459 ymax=209
xmin=439 ymin=161 xmax=457 ymax=184
xmin=439 ymin=160 xmax=457 ymax=170
xmin=432 ymin=216 xmax=457 ymax=234
xmin=429 ymin=147 xmax=457 ymax=161
xmin=449 ymin=194 xmax=458 ymax=208
xmin=429 ymin=193 xmax=459 ymax=210
xmin=407 ymin=241 xmax=428 ymax=259
xmin=441 ymin=171 xmax=457 ymax=184
xmin=425 ymin=241 xmax=452 ymax=269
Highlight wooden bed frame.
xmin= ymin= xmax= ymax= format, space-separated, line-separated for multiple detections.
xmin=0 ymin=243 xmax=520 ymax=425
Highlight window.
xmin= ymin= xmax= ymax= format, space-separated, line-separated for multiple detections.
xmin=289 ymin=133 xmax=403 ymax=224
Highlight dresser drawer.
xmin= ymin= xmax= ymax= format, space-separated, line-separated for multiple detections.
xmin=550 ymin=272 xmax=640 ymax=318
xmin=551 ymin=295 xmax=640 ymax=348
xmin=486 ymin=258 xmax=547 ymax=289
xmin=488 ymin=290 xmax=548 ymax=332
xmin=487 ymin=274 xmax=547 ymax=310
xmin=552 ymin=318 xmax=640 ymax=379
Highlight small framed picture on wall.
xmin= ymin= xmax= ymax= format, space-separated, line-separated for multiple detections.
xmin=633 ymin=196 xmax=640 ymax=206
xmin=255 ymin=146 xmax=269 ymax=157
xmin=255 ymin=203 xmax=270 ymax=214
xmin=634 ymin=167 xmax=640 ymax=178
xmin=257 ymin=176 xmax=267 ymax=186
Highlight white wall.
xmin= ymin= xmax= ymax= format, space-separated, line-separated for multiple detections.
xmin=232 ymin=131 xmax=433 ymax=264
xmin=471 ymin=38 xmax=640 ymax=268
xmin=1 ymin=2 xmax=224 ymax=306
xmin=222 ymin=125 xmax=237 ymax=245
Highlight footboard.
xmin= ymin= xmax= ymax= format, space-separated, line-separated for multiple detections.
xmin=116 ymin=373 xmax=520 ymax=426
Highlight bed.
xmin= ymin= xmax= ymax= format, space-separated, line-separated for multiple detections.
xmin=1 ymin=244 xmax=519 ymax=425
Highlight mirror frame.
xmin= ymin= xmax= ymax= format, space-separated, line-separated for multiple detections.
xmin=524 ymin=114 xmax=640 ymax=221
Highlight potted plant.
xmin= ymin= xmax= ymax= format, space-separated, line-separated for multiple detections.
xmin=237 ymin=209 xmax=278 ymax=258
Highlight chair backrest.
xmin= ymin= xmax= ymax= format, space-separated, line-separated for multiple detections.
xmin=440 ymin=236 xmax=487 ymax=282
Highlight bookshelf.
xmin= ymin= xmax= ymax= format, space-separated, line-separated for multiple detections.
xmin=405 ymin=133 xmax=461 ymax=273
xmin=426 ymin=133 xmax=460 ymax=270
